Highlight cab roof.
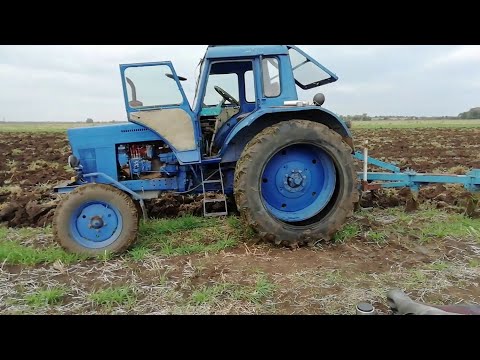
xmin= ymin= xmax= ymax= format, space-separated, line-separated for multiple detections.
xmin=205 ymin=45 xmax=290 ymax=59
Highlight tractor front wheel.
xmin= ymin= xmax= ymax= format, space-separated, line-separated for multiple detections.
xmin=234 ymin=120 xmax=358 ymax=246
xmin=53 ymin=184 xmax=139 ymax=255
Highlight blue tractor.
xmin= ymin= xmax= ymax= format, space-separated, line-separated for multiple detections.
xmin=53 ymin=45 xmax=357 ymax=254
xmin=52 ymin=44 xmax=480 ymax=255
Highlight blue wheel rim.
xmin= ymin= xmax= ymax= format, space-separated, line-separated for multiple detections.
xmin=261 ymin=144 xmax=336 ymax=222
xmin=69 ymin=201 xmax=123 ymax=249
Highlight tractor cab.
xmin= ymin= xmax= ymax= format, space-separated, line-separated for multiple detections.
xmin=119 ymin=45 xmax=339 ymax=160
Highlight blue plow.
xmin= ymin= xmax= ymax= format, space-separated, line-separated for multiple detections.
xmin=353 ymin=151 xmax=480 ymax=192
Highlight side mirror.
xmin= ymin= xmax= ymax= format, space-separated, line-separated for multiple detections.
xmin=166 ymin=73 xmax=187 ymax=82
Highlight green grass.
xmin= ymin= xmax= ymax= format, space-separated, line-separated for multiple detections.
xmin=89 ymin=286 xmax=136 ymax=308
xmin=0 ymin=226 xmax=87 ymax=265
xmin=418 ymin=214 xmax=480 ymax=243
xmin=370 ymin=206 xmax=480 ymax=243
xmin=0 ymin=216 xmax=244 ymax=266
xmin=190 ymin=283 xmax=231 ymax=305
xmin=227 ymin=216 xmax=256 ymax=239
xmin=333 ymin=223 xmax=361 ymax=243
xmin=407 ymin=269 xmax=428 ymax=287
xmin=128 ymin=246 xmax=151 ymax=261
xmin=324 ymin=269 xmax=344 ymax=285
xmin=190 ymin=274 xmax=276 ymax=306
xmin=0 ymin=122 xmax=125 ymax=133
xmin=25 ymin=287 xmax=65 ymax=307
xmin=0 ymin=240 xmax=87 ymax=265
xmin=245 ymin=274 xmax=276 ymax=304
xmin=427 ymin=261 xmax=451 ymax=272
xmin=1 ymin=119 xmax=479 ymax=133
xmin=160 ymin=235 xmax=237 ymax=256
xmin=139 ymin=215 xmax=215 ymax=239
xmin=468 ymin=259 xmax=480 ymax=268
xmin=137 ymin=215 xmax=241 ymax=256
xmin=0 ymin=227 xmax=7 ymax=241
xmin=367 ymin=231 xmax=388 ymax=245
xmin=352 ymin=119 xmax=480 ymax=129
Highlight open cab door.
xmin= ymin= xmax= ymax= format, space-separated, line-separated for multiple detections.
xmin=120 ymin=62 xmax=200 ymax=163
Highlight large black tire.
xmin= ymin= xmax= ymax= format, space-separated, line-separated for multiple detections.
xmin=234 ymin=120 xmax=358 ymax=246
xmin=53 ymin=184 xmax=139 ymax=255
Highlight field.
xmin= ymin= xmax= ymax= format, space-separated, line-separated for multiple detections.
xmin=0 ymin=120 xmax=479 ymax=314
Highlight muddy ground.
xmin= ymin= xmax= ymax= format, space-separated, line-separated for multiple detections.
xmin=0 ymin=127 xmax=479 ymax=315
xmin=1 ymin=128 xmax=479 ymax=227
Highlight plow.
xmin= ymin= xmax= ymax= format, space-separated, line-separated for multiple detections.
xmin=51 ymin=45 xmax=480 ymax=255
xmin=355 ymin=145 xmax=480 ymax=193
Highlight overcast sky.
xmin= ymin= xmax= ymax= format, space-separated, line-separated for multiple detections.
xmin=0 ymin=45 xmax=479 ymax=122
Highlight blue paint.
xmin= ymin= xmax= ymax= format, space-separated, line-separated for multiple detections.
xmin=358 ymin=171 xmax=480 ymax=192
xmin=353 ymin=151 xmax=400 ymax=173
xmin=205 ymin=45 xmax=290 ymax=60
xmin=356 ymin=153 xmax=480 ymax=192
xmin=219 ymin=106 xmax=352 ymax=163
xmin=261 ymin=144 xmax=336 ymax=222
xmin=58 ymin=44 xmax=480 ymax=228
xmin=69 ymin=201 xmax=123 ymax=249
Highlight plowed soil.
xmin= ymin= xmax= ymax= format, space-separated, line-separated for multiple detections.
xmin=1 ymin=128 xmax=479 ymax=227
xmin=1 ymin=125 xmax=480 ymax=315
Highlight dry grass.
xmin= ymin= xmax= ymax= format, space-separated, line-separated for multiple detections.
xmin=1 ymin=205 xmax=479 ymax=315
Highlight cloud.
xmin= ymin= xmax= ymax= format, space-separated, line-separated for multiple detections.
xmin=424 ymin=45 xmax=480 ymax=68
xmin=0 ymin=45 xmax=477 ymax=122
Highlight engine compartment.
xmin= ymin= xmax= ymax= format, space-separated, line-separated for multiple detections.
xmin=116 ymin=141 xmax=178 ymax=181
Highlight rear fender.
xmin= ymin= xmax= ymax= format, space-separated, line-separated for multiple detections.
xmin=220 ymin=106 xmax=353 ymax=162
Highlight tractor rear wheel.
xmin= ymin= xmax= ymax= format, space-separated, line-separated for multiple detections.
xmin=53 ymin=184 xmax=139 ymax=255
xmin=234 ymin=120 xmax=358 ymax=246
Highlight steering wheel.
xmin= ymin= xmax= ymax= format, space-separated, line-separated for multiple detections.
xmin=214 ymin=86 xmax=240 ymax=106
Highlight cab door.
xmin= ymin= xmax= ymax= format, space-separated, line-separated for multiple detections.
xmin=120 ymin=62 xmax=200 ymax=164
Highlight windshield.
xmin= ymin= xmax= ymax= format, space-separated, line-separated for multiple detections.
xmin=288 ymin=47 xmax=336 ymax=90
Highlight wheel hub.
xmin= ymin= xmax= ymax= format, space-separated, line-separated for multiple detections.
xmin=285 ymin=170 xmax=306 ymax=192
xmin=90 ymin=216 xmax=104 ymax=229
xmin=74 ymin=203 xmax=120 ymax=243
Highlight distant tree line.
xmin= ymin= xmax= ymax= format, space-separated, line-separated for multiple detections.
xmin=458 ymin=107 xmax=480 ymax=119
xmin=341 ymin=106 xmax=480 ymax=121
xmin=343 ymin=113 xmax=372 ymax=121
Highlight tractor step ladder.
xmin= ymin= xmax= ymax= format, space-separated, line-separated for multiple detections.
xmin=200 ymin=163 xmax=228 ymax=217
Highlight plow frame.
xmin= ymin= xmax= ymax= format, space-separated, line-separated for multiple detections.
xmin=354 ymin=146 xmax=480 ymax=193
